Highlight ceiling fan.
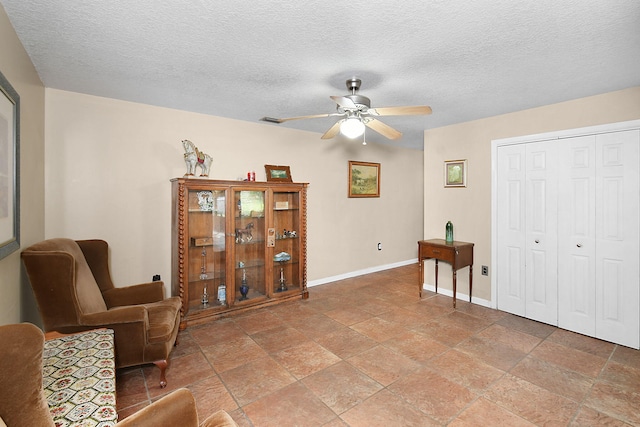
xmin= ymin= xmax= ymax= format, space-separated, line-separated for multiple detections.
xmin=260 ymin=78 xmax=432 ymax=141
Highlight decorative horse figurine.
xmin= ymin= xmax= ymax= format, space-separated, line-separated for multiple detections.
xmin=182 ymin=139 xmax=213 ymax=177
xmin=235 ymin=223 xmax=254 ymax=243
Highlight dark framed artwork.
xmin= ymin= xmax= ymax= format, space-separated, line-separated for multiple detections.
xmin=348 ymin=161 xmax=380 ymax=198
xmin=264 ymin=164 xmax=292 ymax=182
xmin=0 ymin=70 xmax=19 ymax=260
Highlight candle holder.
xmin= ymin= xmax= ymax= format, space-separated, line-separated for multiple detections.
xmin=200 ymin=247 xmax=209 ymax=306
xmin=276 ymin=265 xmax=288 ymax=293
xmin=239 ymin=268 xmax=249 ymax=300
xmin=201 ymin=282 xmax=209 ymax=306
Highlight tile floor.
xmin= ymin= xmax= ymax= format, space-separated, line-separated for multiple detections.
xmin=116 ymin=265 xmax=640 ymax=426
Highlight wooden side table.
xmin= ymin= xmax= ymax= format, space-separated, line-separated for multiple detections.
xmin=418 ymin=239 xmax=474 ymax=308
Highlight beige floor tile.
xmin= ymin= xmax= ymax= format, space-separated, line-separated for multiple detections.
xmin=301 ymin=361 xmax=383 ymax=414
xmin=249 ymin=326 xmax=310 ymax=354
xmin=547 ymin=328 xmax=616 ymax=359
xmin=340 ymin=389 xmax=440 ymax=427
xmin=294 ymin=313 xmax=351 ymax=340
xmin=218 ymin=356 xmax=296 ymax=406
xmin=429 ymin=349 xmax=505 ymax=392
xmin=201 ymin=334 xmax=268 ymax=373
xmin=599 ymin=361 xmax=640 ymax=393
xmin=584 ymin=382 xmax=640 ymax=425
xmin=233 ymin=310 xmax=285 ymax=335
xmin=530 ymin=339 xmax=608 ymax=378
xmin=610 ymin=345 xmax=640 ymax=371
xmin=347 ymin=345 xmax=421 ymax=386
xmin=387 ymin=366 xmax=477 ymax=424
xmin=570 ymin=406 xmax=633 ymax=426
xmin=449 ymin=397 xmax=536 ymax=427
xmin=438 ymin=310 xmax=494 ymax=332
xmin=324 ymin=307 xmax=374 ymax=326
xmin=271 ymin=340 xmax=341 ymax=379
xmin=484 ymin=374 xmax=579 ymax=425
xmin=382 ymin=330 xmax=449 ymax=364
xmin=475 ymin=323 xmax=542 ymax=353
xmin=189 ymin=319 xmax=247 ymax=346
xmin=349 ymin=317 xmax=407 ymax=343
xmin=116 ymin=368 xmax=148 ymax=411
xmin=510 ymin=356 xmax=594 ymax=402
xmin=242 ymin=382 xmax=336 ymax=427
xmin=187 ymin=375 xmax=238 ymax=420
xmin=416 ymin=318 xmax=474 ymax=347
xmin=495 ymin=313 xmax=557 ymax=339
xmin=314 ymin=328 xmax=378 ymax=360
xmin=455 ymin=336 xmax=527 ymax=371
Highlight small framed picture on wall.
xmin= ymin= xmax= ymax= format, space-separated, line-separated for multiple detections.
xmin=444 ymin=159 xmax=467 ymax=188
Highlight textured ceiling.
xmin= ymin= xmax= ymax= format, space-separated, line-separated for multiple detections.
xmin=2 ymin=0 xmax=639 ymax=149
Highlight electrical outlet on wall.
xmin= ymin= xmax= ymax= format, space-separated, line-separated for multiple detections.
xmin=481 ymin=266 xmax=488 ymax=276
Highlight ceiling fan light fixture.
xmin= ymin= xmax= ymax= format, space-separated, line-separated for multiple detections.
xmin=340 ymin=117 xmax=365 ymax=139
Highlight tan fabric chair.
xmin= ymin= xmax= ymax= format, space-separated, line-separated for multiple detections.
xmin=21 ymin=238 xmax=181 ymax=388
xmin=0 ymin=323 xmax=237 ymax=427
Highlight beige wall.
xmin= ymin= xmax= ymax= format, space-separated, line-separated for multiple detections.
xmin=424 ymin=86 xmax=640 ymax=303
xmin=44 ymin=89 xmax=425 ymax=295
xmin=0 ymin=5 xmax=46 ymax=325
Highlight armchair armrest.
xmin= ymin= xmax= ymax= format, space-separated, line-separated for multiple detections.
xmin=115 ymin=388 xmax=199 ymax=427
xmin=103 ymin=281 xmax=165 ymax=308
xmin=81 ymin=305 xmax=148 ymax=326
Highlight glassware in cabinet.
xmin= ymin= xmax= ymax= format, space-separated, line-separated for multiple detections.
xmin=233 ymin=189 xmax=266 ymax=303
xmin=272 ymin=190 xmax=301 ymax=295
xmin=186 ymin=188 xmax=227 ymax=311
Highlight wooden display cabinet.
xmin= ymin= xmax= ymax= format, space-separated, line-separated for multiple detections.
xmin=171 ymin=178 xmax=308 ymax=329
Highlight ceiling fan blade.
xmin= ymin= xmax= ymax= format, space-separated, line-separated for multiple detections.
xmin=321 ymin=120 xmax=343 ymax=139
xmin=365 ymin=118 xmax=403 ymax=140
xmin=260 ymin=113 xmax=334 ymax=123
xmin=367 ymin=106 xmax=432 ymax=116
xmin=330 ymin=96 xmax=358 ymax=110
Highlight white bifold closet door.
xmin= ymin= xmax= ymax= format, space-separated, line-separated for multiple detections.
xmin=496 ymin=128 xmax=639 ymax=348
xmin=558 ymin=130 xmax=639 ymax=348
xmin=496 ymin=141 xmax=558 ymax=326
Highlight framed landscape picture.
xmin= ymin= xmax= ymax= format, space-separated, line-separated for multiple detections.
xmin=264 ymin=164 xmax=292 ymax=182
xmin=444 ymin=159 xmax=467 ymax=188
xmin=349 ymin=161 xmax=380 ymax=198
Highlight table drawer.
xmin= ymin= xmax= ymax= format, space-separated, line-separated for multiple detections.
xmin=421 ymin=245 xmax=455 ymax=263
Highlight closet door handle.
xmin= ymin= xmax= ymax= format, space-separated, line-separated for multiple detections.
xmin=534 ymin=240 xmax=539 ymax=244
xmin=577 ymin=243 xmax=582 ymax=248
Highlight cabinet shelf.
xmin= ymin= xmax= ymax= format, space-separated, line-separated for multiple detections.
xmin=172 ymin=178 xmax=308 ymax=329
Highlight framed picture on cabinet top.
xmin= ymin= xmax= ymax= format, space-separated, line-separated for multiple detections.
xmin=349 ymin=161 xmax=380 ymax=198
xmin=265 ymin=164 xmax=292 ymax=182
xmin=444 ymin=159 xmax=467 ymax=188
xmin=0 ymin=70 xmax=20 ymax=260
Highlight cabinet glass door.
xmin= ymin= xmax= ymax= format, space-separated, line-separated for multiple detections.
xmin=187 ymin=188 xmax=226 ymax=311
xmin=234 ymin=190 xmax=266 ymax=302
xmin=272 ymin=191 xmax=301 ymax=294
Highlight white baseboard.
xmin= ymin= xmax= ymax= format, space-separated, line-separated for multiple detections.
xmin=422 ymin=283 xmax=491 ymax=308
xmin=307 ymin=262 xmax=492 ymax=309
xmin=307 ymin=259 xmax=417 ymax=288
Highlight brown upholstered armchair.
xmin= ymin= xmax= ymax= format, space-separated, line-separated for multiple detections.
xmin=0 ymin=323 xmax=237 ymax=427
xmin=21 ymin=238 xmax=182 ymax=388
